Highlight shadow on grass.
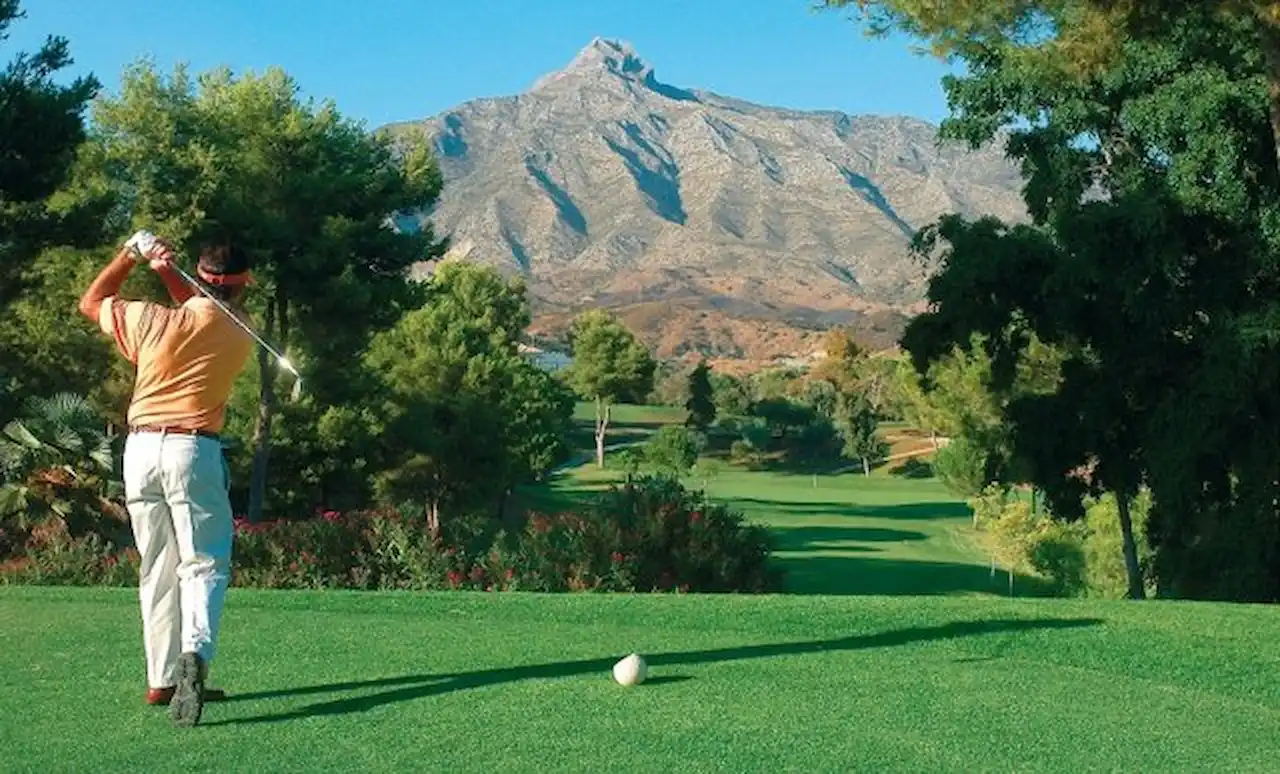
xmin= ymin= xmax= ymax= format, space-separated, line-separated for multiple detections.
xmin=774 ymin=556 xmax=1052 ymax=597
xmin=772 ymin=525 xmax=928 ymax=549
xmin=210 ymin=617 xmax=1102 ymax=726
xmin=728 ymin=498 xmax=973 ymax=522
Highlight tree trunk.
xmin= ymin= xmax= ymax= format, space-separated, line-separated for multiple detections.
xmin=929 ymin=430 xmax=939 ymax=450
xmin=1259 ymin=22 xmax=1280 ymax=179
xmin=1116 ymin=491 xmax=1146 ymax=600
xmin=594 ymin=395 xmax=611 ymax=468
xmin=247 ymin=299 xmax=277 ymax=523
xmin=861 ymin=456 xmax=870 ymax=477
xmin=427 ymin=498 xmax=440 ymax=539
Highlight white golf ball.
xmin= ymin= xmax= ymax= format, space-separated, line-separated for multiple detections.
xmin=612 ymin=653 xmax=647 ymax=686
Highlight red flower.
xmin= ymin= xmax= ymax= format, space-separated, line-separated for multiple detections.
xmin=446 ymin=570 xmax=463 ymax=587
xmin=610 ymin=552 xmax=625 ymax=564
xmin=288 ymin=561 xmax=299 ymax=572
xmin=321 ymin=510 xmax=341 ymax=523
xmin=504 ymin=568 xmax=515 ymax=580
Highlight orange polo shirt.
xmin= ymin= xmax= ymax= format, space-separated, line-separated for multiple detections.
xmin=98 ymin=295 xmax=254 ymax=433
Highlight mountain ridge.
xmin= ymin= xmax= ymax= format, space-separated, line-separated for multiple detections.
xmin=392 ymin=38 xmax=1026 ymax=361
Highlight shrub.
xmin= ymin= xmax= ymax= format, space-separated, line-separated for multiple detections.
xmin=0 ymin=516 xmax=140 ymax=587
xmin=933 ymin=435 xmax=988 ymax=497
xmin=739 ymin=419 xmax=774 ymax=452
xmin=729 ymin=439 xmax=765 ymax=469
xmin=230 ymin=508 xmax=476 ymax=591
xmin=643 ymin=426 xmax=703 ymax=477
xmin=968 ymin=484 xmax=1088 ymax=597
xmin=891 ymin=457 xmax=934 ymax=479
xmin=13 ymin=475 xmax=780 ymax=595
xmin=597 ymin=475 xmax=781 ymax=592
xmin=1081 ymin=489 xmax=1156 ymax=599
xmin=1028 ymin=522 xmax=1089 ymax=597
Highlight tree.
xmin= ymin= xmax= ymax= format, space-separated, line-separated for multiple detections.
xmin=564 ymin=310 xmax=656 ymax=467
xmin=932 ymin=435 xmax=989 ymax=500
xmin=823 ymin=0 xmax=1280 ymax=177
xmin=836 ymin=393 xmax=888 ymax=476
xmin=709 ymin=371 xmax=752 ymax=417
xmin=0 ymin=1 xmax=112 ymax=421
xmin=0 ymin=247 xmax=118 ymax=425
xmin=847 ymin=3 xmax=1280 ymax=600
xmin=684 ymin=360 xmax=717 ymax=430
xmin=643 ymin=425 xmax=703 ymax=478
xmin=82 ymin=61 xmax=446 ymax=521
xmin=366 ymin=261 xmax=572 ymax=534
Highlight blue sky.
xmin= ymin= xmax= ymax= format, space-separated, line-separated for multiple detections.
xmin=7 ymin=0 xmax=957 ymax=128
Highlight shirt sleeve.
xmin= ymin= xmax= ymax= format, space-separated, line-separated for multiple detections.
xmin=97 ymin=295 xmax=168 ymax=364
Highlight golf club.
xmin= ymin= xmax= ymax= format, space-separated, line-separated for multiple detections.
xmin=127 ymin=231 xmax=303 ymax=401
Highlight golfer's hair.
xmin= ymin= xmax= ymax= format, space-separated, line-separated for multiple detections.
xmin=198 ymin=241 xmax=251 ymax=303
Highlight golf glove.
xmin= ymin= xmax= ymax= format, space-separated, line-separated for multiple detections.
xmin=124 ymin=230 xmax=160 ymax=262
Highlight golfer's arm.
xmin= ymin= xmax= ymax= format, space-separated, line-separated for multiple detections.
xmin=156 ymin=265 xmax=196 ymax=304
xmin=77 ymin=247 xmax=135 ymax=323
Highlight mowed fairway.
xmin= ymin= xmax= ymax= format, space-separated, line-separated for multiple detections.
xmin=1 ymin=588 xmax=1278 ymax=772
xmin=3 ymin=409 xmax=1278 ymax=771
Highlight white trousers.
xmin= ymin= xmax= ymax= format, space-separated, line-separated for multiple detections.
xmin=123 ymin=430 xmax=234 ymax=688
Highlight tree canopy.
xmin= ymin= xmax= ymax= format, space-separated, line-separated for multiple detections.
xmin=79 ymin=61 xmax=448 ymax=520
xmin=566 ymin=310 xmax=656 ymax=467
xmin=836 ymin=0 xmax=1280 ymax=600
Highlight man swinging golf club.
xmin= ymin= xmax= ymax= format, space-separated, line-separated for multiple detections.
xmin=78 ymin=229 xmax=255 ymax=727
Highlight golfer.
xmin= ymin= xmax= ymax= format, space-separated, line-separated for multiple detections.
xmin=78 ymin=230 xmax=254 ymax=727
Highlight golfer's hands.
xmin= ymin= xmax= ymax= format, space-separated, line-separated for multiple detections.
xmin=123 ymin=230 xmax=175 ymax=269
xmin=147 ymin=243 xmax=176 ymax=273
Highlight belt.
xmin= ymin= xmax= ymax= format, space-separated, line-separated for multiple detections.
xmin=129 ymin=425 xmax=220 ymax=440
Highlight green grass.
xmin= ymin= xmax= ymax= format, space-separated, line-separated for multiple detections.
xmin=2 ymin=586 xmax=1277 ymax=772
xmin=571 ymin=401 xmax=686 ymax=426
xmin=7 ymin=406 xmax=1277 ymax=770
xmin=566 ymin=401 xmax=687 ymax=453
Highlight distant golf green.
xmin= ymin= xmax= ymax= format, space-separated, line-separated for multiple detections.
xmin=1 ymin=587 xmax=1276 ymax=772
xmin=532 ymin=423 xmax=997 ymax=597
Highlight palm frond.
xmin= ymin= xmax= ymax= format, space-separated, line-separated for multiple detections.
xmin=89 ymin=438 xmax=115 ymax=472
xmin=0 ymin=483 xmax=31 ymax=518
xmin=2 ymin=420 xmax=45 ymax=451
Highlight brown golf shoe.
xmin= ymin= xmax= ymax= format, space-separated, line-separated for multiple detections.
xmin=145 ymin=686 xmax=227 ymax=705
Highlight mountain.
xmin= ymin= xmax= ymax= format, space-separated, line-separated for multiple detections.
xmin=392 ymin=38 xmax=1026 ymax=362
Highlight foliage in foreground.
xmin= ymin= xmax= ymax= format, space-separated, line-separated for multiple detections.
xmin=2 ymin=476 xmax=781 ymax=594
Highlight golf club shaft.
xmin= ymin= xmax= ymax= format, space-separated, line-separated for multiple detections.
xmin=167 ymin=263 xmax=297 ymax=374
xmin=129 ymin=243 xmax=298 ymax=376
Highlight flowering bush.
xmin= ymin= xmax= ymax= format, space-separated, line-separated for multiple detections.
xmin=0 ymin=515 xmax=140 ymax=587
xmin=2 ymin=476 xmax=781 ymax=594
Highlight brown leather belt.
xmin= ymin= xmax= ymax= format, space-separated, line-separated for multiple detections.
xmin=129 ymin=425 xmax=220 ymax=440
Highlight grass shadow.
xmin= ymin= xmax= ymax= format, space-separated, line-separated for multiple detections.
xmin=210 ymin=617 xmax=1103 ymax=726
xmin=771 ymin=525 xmax=927 ymax=550
xmin=638 ymin=675 xmax=693 ymax=686
xmin=728 ymin=498 xmax=973 ymax=522
xmin=774 ymin=555 xmax=1052 ymax=597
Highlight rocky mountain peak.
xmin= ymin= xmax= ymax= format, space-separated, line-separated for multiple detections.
xmin=531 ymin=37 xmax=694 ymax=100
xmin=403 ymin=39 xmax=1027 ymax=361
